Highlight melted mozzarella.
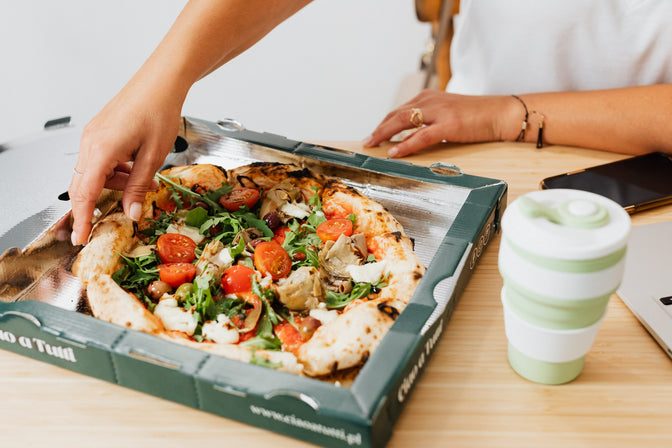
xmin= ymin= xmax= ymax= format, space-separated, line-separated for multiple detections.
xmin=213 ymin=247 xmax=234 ymax=268
xmin=125 ymin=243 xmax=156 ymax=258
xmin=280 ymin=202 xmax=311 ymax=219
xmin=154 ymin=298 xmax=198 ymax=335
xmin=202 ymin=315 xmax=240 ymax=344
xmin=165 ymin=222 xmax=205 ymax=244
xmin=309 ymin=308 xmax=339 ymax=325
xmin=345 ymin=260 xmax=387 ymax=284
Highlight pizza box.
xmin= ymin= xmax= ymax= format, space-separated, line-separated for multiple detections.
xmin=0 ymin=116 xmax=507 ymax=448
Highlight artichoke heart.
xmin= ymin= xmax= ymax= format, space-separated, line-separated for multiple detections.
xmin=276 ymin=266 xmax=324 ymax=310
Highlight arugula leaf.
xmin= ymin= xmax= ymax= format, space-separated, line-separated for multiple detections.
xmin=185 ymin=206 xmax=209 ymax=228
xmin=307 ymin=186 xmax=322 ymax=209
xmin=111 ymin=252 xmax=161 ymax=305
xmin=200 ymin=213 xmax=244 ymax=243
xmin=139 ymin=211 xmax=174 ymax=243
xmin=183 ymin=271 xmax=217 ymax=325
xmin=247 ymin=347 xmax=283 ymax=369
xmin=205 ymin=184 xmax=235 ymax=205
xmin=200 ymin=209 xmax=272 ymax=244
xmin=252 ymin=278 xmax=283 ymax=326
xmin=240 ymin=334 xmax=282 ymax=351
xmin=232 ymin=210 xmax=273 ymax=238
xmin=229 ymin=237 xmax=246 ymax=259
xmin=155 ymin=173 xmax=225 ymax=212
xmin=325 ymin=283 xmax=372 ymax=309
xmin=324 ymin=273 xmax=389 ymax=309
xmin=282 ymin=219 xmax=322 ymax=269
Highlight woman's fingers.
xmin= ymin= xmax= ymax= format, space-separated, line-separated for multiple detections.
xmin=364 ymin=106 xmax=431 ymax=148
xmin=387 ymin=125 xmax=447 ymax=158
xmin=68 ymin=154 xmax=118 ymax=246
xmin=120 ymin=136 xmax=175 ymax=222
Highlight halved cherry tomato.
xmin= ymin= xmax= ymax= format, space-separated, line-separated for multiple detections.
xmin=221 ymin=265 xmax=256 ymax=295
xmin=316 ymin=218 xmax=353 ymax=242
xmin=158 ymin=263 xmax=196 ymax=288
xmin=156 ymin=233 xmax=197 ymax=263
xmin=274 ymin=321 xmax=305 ymax=355
xmin=272 ymin=226 xmax=291 ymax=245
xmin=253 ymin=241 xmax=292 ymax=280
xmin=219 ymin=187 xmax=260 ymax=211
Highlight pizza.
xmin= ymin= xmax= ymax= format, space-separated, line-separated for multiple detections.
xmin=72 ymin=162 xmax=425 ymax=378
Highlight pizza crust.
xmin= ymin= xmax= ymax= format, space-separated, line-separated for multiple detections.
xmin=72 ymin=212 xmax=136 ymax=285
xmin=87 ymin=274 xmax=165 ymax=333
xmin=321 ymin=179 xmax=405 ymax=237
xmin=297 ymin=299 xmax=397 ymax=376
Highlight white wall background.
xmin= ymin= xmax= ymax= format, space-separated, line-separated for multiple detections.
xmin=0 ymin=0 xmax=430 ymax=145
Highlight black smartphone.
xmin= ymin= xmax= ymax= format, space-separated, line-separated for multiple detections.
xmin=540 ymin=152 xmax=672 ymax=214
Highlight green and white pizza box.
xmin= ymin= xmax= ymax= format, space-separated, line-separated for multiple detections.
xmin=0 ymin=117 xmax=507 ymax=448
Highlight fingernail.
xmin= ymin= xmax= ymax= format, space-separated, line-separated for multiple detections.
xmin=71 ymin=231 xmax=79 ymax=246
xmin=387 ymin=146 xmax=400 ymax=158
xmin=129 ymin=202 xmax=142 ymax=221
xmin=361 ymin=135 xmax=374 ymax=147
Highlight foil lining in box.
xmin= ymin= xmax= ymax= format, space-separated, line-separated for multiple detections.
xmin=1 ymin=117 xmax=475 ymax=334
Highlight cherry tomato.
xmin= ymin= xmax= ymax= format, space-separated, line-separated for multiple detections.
xmin=156 ymin=233 xmax=197 ymax=263
xmin=219 ymin=187 xmax=260 ymax=211
xmin=221 ymin=265 xmax=256 ymax=295
xmin=272 ymin=226 xmax=290 ymax=245
xmin=274 ymin=321 xmax=305 ymax=355
xmin=158 ymin=263 xmax=196 ymax=288
xmin=316 ymin=218 xmax=353 ymax=242
xmin=253 ymin=241 xmax=292 ymax=280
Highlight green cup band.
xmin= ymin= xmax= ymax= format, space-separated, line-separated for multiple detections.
xmin=502 ymin=275 xmax=612 ymax=330
xmin=508 ymin=343 xmax=585 ymax=385
xmin=504 ymin=236 xmax=626 ymax=273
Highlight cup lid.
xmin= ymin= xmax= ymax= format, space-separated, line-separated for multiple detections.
xmin=501 ymin=189 xmax=631 ymax=260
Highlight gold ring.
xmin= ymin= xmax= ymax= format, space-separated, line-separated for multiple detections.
xmin=410 ymin=108 xmax=424 ymax=127
xmin=73 ymin=168 xmax=84 ymax=176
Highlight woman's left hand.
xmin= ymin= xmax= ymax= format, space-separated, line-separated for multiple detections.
xmin=362 ymin=89 xmax=519 ymax=158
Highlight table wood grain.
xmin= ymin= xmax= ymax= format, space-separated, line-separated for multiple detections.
xmin=2 ymin=141 xmax=671 ymax=447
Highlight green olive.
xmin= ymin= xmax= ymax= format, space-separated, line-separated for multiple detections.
xmin=174 ymin=282 xmax=193 ymax=303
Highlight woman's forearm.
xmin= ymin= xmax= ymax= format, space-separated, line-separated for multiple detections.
xmin=512 ymin=85 xmax=672 ymax=155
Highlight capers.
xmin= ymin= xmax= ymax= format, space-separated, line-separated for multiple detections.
xmin=147 ymin=280 xmax=171 ymax=300
xmin=174 ymin=282 xmax=193 ymax=304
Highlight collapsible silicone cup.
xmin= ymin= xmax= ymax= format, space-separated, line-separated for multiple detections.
xmin=502 ymin=287 xmax=606 ymax=384
xmin=498 ymin=189 xmax=630 ymax=384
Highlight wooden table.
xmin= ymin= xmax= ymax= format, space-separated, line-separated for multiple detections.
xmin=2 ymin=141 xmax=672 ymax=447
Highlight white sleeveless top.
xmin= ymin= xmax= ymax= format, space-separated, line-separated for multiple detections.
xmin=446 ymin=0 xmax=672 ymax=95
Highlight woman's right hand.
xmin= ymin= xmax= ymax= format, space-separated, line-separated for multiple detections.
xmin=68 ymin=77 xmax=186 ymax=246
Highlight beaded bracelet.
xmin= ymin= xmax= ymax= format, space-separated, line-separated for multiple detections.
xmin=511 ymin=94 xmax=544 ymax=149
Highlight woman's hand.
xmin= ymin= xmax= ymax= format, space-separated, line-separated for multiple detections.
xmin=68 ymin=79 xmax=185 ymax=246
xmin=363 ymin=90 xmax=520 ymax=157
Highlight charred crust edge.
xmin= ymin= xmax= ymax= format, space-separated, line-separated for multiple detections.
xmin=377 ymin=302 xmax=400 ymax=320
